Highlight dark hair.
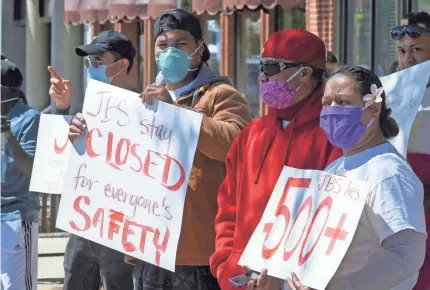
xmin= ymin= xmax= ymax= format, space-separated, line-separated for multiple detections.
xmin=109 ymin=50 xmax=133 ymax=74
xmin=310 ymin=67 xmax=325 ymax=81
xmin=324 ymin=66 xmax=399 ymax=139
xmin=404 ymin=11 xmax=430 ymax=29
xmin=327 ymin=51 xmax=338 ymax=63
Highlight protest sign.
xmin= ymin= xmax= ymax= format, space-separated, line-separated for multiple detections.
xmin=381 ymin=60 xmax=430 ymax=157
xmin=56 ymin=80 xmax=202 ymax=271
xmin=238 ymin=166 xmax=369 ymax=290
xmin=30 ymin=114 xmax=73 ymax=194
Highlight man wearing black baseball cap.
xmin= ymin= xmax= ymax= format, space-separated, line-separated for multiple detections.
xmin=49 ymin=30 xmax=136 ymax=113
xmin=49 ymin=31 xmax=136 ymax=290
xmin=1 ymin=58 xmax=40 ymax=290
xmin=128 ymin=8 xmax=251 ymax=290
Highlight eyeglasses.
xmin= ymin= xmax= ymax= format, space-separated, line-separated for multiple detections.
xmin=259 ymin=62 xmax=301 ymax=77
xmin=83 ymin=57 xmax=103 ymax=69
xmin=391 ymin=24 xmax=430 ymax=40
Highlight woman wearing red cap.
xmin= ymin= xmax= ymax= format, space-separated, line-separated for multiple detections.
xmin=209 ymin=29 xmax=342 ymax=290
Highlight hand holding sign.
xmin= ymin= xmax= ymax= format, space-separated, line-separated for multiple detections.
xmin=286 ymin=273 xmax=312 ymax=290
xmin=68 ymin=113 xmax=87 ymax=141
xmin=48 ymin=66 xmax=73 ymax=110
xmin=245 ymin=268 xmax=269 ymax=290
xmin=140 ymin=85 xmax=173 ymax=105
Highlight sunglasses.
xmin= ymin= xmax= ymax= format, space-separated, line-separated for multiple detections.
xmin=83 ymin=57 xmax=104 ymax=69
xmin=259 ymin=62 xmax=301 ymax=77
xmin=391 ymin=24 xmax=430 ymax=40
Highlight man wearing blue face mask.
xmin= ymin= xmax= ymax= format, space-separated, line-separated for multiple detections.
xmin=131 ymin=8 xmax=251 ymax=290
xmin=49 ymin=31 xmax=136 ymax=290
xmin=49 ymin=30 xmax=136 ymax=114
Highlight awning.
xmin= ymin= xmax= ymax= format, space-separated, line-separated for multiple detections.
xmin=193 ymin=0 xmax=305 ymax=15
xmin=65 ymin=0 xmax=176 ymax=24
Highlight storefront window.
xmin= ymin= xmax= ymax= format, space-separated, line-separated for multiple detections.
xmin=346 ymin=0 xmax=372 ymax=69
xmin=279 ymin=7 xmax=306 ymax=29
xmin=236 ymin=11 xmax=261 ymax=119
xmin=374 ymin=0 xmax=399 ymax=76
xmin=206 ymin=19 xmax=221 ymax=74
xmin=416 ymin=0 xmax=430 ymax=12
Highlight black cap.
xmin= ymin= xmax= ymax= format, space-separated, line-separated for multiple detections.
xmin=153 ymin=9 xmax=210 ymax=62
xmin=76 ymin=30 xmax=136 ymax=69
xmin=1 ymin=58 xmax=23 ymax=88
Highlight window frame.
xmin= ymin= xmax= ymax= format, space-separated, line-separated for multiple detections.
xmin=337 ymin=0 xmax=412 ymax=75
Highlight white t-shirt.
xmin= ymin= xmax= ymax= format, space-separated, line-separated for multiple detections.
xmin=325 ymin=143 xmax=426 ymax=290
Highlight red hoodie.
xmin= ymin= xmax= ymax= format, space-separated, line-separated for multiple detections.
xmin=209 ymin=86 xmax=342 ymax=290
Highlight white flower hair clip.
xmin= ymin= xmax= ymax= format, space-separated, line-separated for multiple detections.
xmin=363 ymin=84 xmax=384 ymax=108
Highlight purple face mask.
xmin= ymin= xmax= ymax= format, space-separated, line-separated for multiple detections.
xmin=260 ymin=68 xmax=304 ymax=109
xmin=320 ymin=106 xmax=373 ymax=150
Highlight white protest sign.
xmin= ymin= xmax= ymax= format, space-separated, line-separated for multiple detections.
xmin=30 ymin=114 xmax=73 ymax=194
xmin=381 ymin=60 xmax=430 ymax=157
xmin=56 ymin=80 xmax=202 ymax=271
xmin=409 ymin=87 xmax=430 ymax=155
xmin=238 ymin=166 xmax=369 ymax=290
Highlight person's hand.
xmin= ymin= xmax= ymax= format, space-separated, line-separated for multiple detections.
xmin=125 ymin=255 xmax=136 ymax=265
xmin=48 ymin=66 xmax=73 ymax=110
xmin=68 ymin=113 xmax=86 ymax=141
xmin=1 ymin=116 xmax=12 ymax=139
xmin=140 ymin=85 xmax=173 ymax=105
xmin=286 ymin=273 xmax=313 ymax=290
xmin=245 ymin=268 xmax=269 ymax=290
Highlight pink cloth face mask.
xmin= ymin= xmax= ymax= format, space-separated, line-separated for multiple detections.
xmin=260 ymin=67 xmax=304 ymax=109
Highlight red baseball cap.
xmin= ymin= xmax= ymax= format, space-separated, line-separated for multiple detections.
xmin=261 ymin=29 xmax=326 ymax=70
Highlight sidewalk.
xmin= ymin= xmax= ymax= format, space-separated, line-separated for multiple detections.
xmin=37 ymin=233 xmax=68 ymax=290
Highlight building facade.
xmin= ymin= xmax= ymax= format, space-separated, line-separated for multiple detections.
xmin=63 ymin=0 xmax=429 ymax=119
xmin=2 ymin=0 xmax=428 ymax=118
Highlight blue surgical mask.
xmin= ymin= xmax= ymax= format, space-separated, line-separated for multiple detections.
xmin=87 ymin=64 xmax=113 ymax=84
xmin=156 ymin=42 xmax=203 ymax=83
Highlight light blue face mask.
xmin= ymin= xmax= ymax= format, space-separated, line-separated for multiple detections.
xmin=87 ymin=64 xmax=113 ymax=84
xmin=156 ymin=42 xmax=202 ymax=83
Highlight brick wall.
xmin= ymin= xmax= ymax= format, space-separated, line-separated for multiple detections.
xmin=306 ymin=0 xmax=336 ymax=53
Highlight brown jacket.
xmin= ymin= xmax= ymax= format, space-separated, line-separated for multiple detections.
xmin=174 ymin=81 xmax=251 ymax=265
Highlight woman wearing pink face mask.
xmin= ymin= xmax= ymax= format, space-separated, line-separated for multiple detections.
xmin=210 ymin=29 xmax=342 ymax=290
xmin=246 ymin=66 xmax=427 ymax=290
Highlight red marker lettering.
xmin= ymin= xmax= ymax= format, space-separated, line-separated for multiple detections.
xmin=86 ymin=128 xmax=102 ymax=157
xmin=69 ymin=195 xmax=91 ymax=231
xmin=298 ymin=196 xmax=333 ymax=266
xmin=161 ymin=155 xmax=186 ymax=191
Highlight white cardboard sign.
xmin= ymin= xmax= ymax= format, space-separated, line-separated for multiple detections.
xmin=30 ymin=114 xmax=73 ymax=194
xmin=238 ymin=166 xmax=369 ymax=290
xmin=381 ymin=60 xmax=430 ymax=157
xmin=56 ymin=80 xmax=202 ymax=271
